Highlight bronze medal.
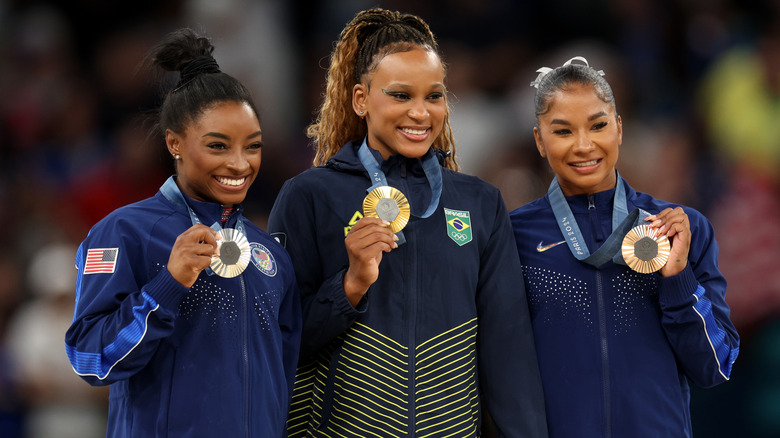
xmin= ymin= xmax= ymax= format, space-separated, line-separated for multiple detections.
xmin=362 ymin=186 xmax=411 ymax=233
xmin=210 ymin=228 xmax=251 ymax=278
xmin=621 ymin=224 xmax=670 ymax=274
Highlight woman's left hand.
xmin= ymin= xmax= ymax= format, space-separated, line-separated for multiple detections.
xmin=645 ymin=207 xmax=690 ymax=277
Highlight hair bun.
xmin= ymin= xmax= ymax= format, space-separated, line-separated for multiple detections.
xmin=180 ymin=56 xmax=220 ymax=84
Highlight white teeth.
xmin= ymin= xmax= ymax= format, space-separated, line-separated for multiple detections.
xmin=401 ymin=127 xmax=426 ymax=135
xmin=216 ymin=176 xmax=246 ymax=186
xmin=571 ymin=160 xmax=599 ymax=167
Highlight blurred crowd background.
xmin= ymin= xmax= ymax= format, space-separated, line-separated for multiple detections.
xmin=1 ymin=0 xmax=779 ymax=436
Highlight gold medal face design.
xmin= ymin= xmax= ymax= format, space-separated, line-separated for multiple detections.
xmin=621 ymin=224 xmax=670 ymax=274
xmin=210 ymin=228 xmax=251 ymax=278
xmin=362 ymin=186 xmax=411 ymax=233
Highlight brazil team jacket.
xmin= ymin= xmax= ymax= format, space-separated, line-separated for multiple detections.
xmin=64 ymin=177 xmax=302 ymax=438
xmin=510 ymin=178 xmax=740 ymax=438
xmin=268 ymin=141 xmax=548 ymax=438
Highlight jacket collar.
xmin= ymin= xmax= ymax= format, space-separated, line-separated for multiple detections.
xmin=549 ymin=177 xmax=637 ymax=214
xmin=160 ymin=176 xmax=244 ymax=227
xmin=326 ymin=140 xmax=446 ymax=176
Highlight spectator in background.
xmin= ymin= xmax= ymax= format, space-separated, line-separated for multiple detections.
xmin=696 ymin=10 xmax=780 ymax=437
xmin=6 ymin=243 xmax=107 ymax=438
xmin=0 ymin=255 xmax=25 ymax=438
xmin=698 ymin=12 xmax=780 ymax=337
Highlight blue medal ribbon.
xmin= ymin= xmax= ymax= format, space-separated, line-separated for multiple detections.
xmin=357 ymin=139 xmax=443 ymax=243
xmin=547 ymin=172 xmax=650 ymax=268
xmin=160 ymin=176 xmax=245 ymax=275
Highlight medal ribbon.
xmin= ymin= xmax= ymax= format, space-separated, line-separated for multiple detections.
xmin=357 ymin=138 xmax=442 ymax=218
xmin=160 ymin=176 xmax=246 ymax=275
xmin=547 ymin=172 xmax=649 ymax=268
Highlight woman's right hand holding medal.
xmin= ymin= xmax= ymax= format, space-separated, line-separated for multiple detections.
xmin=168 ymin=224 xmax=221 ymax=288
xmin=343 ymin=217 xmax=399 ymax=307
xmin=645 ymin=207 xmax=691 ymax=277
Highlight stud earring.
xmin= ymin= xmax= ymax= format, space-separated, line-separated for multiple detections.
xmin=173 ymin=154 xmax=181 ymax=160
xmin=359 ymin=110 xmax=364 ymax=115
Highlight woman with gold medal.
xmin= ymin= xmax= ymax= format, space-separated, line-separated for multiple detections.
xmin=64 ymin=29 xmax=301 ymax=438
xmin=510 ymin=56 xmax=740 ymax=437
xmin=268 ymin=8 xmax=547 ymax=438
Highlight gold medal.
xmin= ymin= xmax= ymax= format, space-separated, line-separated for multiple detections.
xmin=362 ymin=186 xmax=411 ymax=233
xmin=210 ymin=228 xmax=251 ymax=278
xmin=621 ymin=224 xmax=670 ymax=274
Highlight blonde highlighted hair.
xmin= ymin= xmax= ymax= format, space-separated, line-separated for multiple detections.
xmin=307 ymin=8 xmax=458 ymax=171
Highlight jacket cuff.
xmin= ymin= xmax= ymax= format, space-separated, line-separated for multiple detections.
xmin=143 ymin=267 xmax=189 ymax=311
xmin=658 ymin=264 xmax=699 ymax=306
xmin=330 ymin=268 xmax=368 ymax=316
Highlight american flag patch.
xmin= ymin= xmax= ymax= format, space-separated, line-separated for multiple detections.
xmin=84 ymin=248 xmax=119 ymax=274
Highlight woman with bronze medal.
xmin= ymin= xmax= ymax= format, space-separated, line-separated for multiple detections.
xmin=510 ymin=57 xmax=740 ymax=437
xmin=268 ymin=8 xmax=547 ymax=438
xmin=64 ymin=29 xmax=302 ymax=438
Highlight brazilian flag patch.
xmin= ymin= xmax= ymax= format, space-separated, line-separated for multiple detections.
xmin=445 ymin=208 xmax=472 ymax=246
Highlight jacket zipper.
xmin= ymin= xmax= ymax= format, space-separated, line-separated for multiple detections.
xmin=226 ymin=212 xmax=251 ymax=437
xmin=596 ymin=271 xmax=611 ymax=438
xmin=399 ymin=161 xmax=418 ymax=436
xmin=240 ymin=275 xmax=250 ymax=437
xmin=589 ymin=195 xmax=611 ymax=438
xmin=588 ymin=194 xmax=606 ymax=242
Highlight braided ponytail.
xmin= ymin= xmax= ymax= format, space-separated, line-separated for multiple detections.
xmin=308 ymin=8 xmax=458 ymax=171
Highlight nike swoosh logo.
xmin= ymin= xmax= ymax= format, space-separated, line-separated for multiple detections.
xmin=536 ymin=240 xmax=566 ymax=252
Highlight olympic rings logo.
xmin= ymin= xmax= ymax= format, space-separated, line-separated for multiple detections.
xmin=450 ymin=232 xmax=469 ymax=241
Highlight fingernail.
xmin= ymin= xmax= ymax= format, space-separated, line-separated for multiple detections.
xmin=393 ymin=234 xmax=399 ymax=241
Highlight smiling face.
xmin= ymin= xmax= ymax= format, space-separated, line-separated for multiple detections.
xmin=534 ymin=83 xmax=623 ymax=196
xmin=353 ymin=47 xmax=446 ymax=160
xmin=166 ymin=100 xmax=262 ymax=206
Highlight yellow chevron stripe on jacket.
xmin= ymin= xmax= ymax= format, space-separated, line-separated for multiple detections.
xmin=288 ymin=318 xmax=480 ymax=437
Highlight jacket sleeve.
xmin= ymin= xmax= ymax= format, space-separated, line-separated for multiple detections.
xmin=658 ymin=210 xmax=740 ymax=388
xmin=268 ymin=178 xmax=365 ymax=363
xmin=64 ymin=218 xmax=189 ymax=386
xmin=276 ymin=250 xmax=303 ymax=402
xmin=477 ymin=193 xmax=549 ymax=438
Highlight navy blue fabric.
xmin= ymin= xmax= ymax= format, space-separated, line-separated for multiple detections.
xmin=510 ymin=179 xmax=739 ymax=438
xmin=268 ymin=141 xmax=548 ymax=437
xmin=65 ymin=180 xmax=302 ymax=438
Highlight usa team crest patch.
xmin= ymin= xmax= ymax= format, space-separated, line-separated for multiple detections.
xmin=250 ymin=243 xmax=277 ymax=277
xmin=444 ymin=208 xmax=472 ymax=246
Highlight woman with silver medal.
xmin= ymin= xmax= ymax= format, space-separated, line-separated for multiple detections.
xmin=64 ymin=29 xmax=301 ymax=438
xmin=510 ymin=56 xmax=740 ymax=437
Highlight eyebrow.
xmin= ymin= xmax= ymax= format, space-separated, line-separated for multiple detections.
xmin=549 ymin=111 xmax=609 ymax=125
xmin=202 ymin=131 xmax=263 ymax=140
xmin=383 ymin=82 xmax=446 ymax=91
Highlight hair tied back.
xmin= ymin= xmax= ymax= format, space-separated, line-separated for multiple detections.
xmin=381 ymin=19 xmax=406 ymax=29
xmin=529 ymin=56 xmax=605 ymax=88
xmin=177 ymin=56 xmax=221 ymax=88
